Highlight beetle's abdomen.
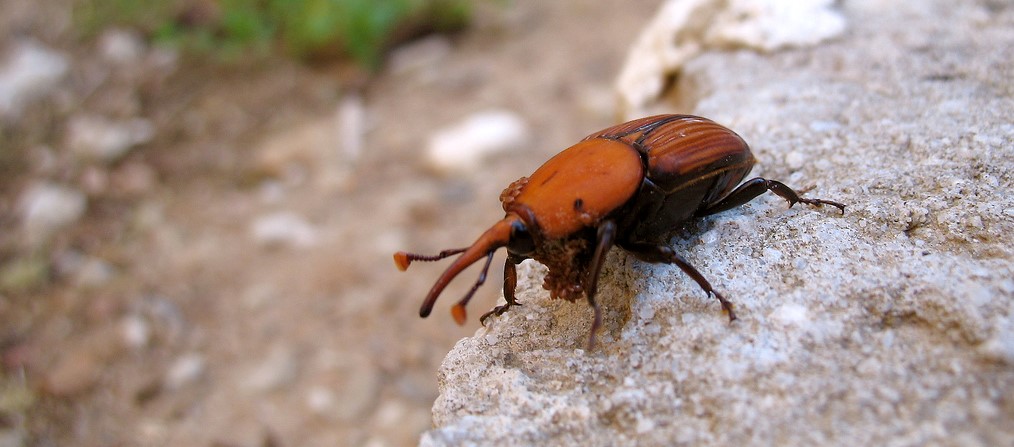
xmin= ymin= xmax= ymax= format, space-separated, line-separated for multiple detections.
xmin=585 ymin=115 xmax=755 ymax=202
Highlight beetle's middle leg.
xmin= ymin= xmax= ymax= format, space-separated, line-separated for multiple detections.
xmin=479 ymin=253 xmax=526 ymax=326
xmin=698 ymin=177 xmax=845 ymax=217
xmin=621 ymin=242 xmax=737 ymax=322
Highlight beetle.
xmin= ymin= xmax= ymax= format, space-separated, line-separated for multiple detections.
xmin=395 ymin=114 xmax=844 ymax=348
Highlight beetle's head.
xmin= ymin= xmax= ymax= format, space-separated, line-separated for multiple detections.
xmin=394 ymin=213 xmax=536 ymax=325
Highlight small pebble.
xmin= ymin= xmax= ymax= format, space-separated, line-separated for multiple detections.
xmin=762 ymin=247 xmax=783 ymax=262
xmin=65 ymin=115 xmax=154 ymax=163
xmin=809 ymin=120 xmax=841 ymax=132
xmin=306 ymin=386 xmax=337 ymax=415
xmin=164 ymin=353 xmax=205 ymax=390
xmin=249 ymin=211 xmax=318 ymax=249
xmin=771 ymin=303 xmax=809 ymax=326
xmin=98 ymin=28 xmax=146 ymax=64
xmin=120 ymin=315 xmax=151 ymax=349
xmin=425 ymin=110 xmax=529 ymax=174
xmin=18 ymin=182 xmax=87 ymax=244
xmin=785 ymin=151 xmax=806 ymax=170
xmin=0 ymin=39 xmax=68 ymax=117
xmin=978 ymin=330 xmax=1014 ymax=365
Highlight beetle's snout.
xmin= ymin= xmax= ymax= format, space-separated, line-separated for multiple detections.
xmin=415 ymin=216 xmax=519 ymax=321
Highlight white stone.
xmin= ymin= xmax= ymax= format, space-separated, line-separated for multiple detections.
xmin=615 ymin=0 xmax=713 ymax=118
xmin=120 ymin=315 xmax=151 ymax=349
xmin=164 ymin=353 xmax=205 ymax=390
xmin=771 ymin=303 xmax=809 ymax=326
xmin=0 ymin=40 xmax=68 ymax=117
xmin=18 ymin=182 xmax=86 ymax=244
xmin=249 ymin=211 xmax=318 ymax=249
xmin=762 ymin=247 xmax=783 ymax=262
xmin=708 ymin=0 xmax=846 ymax=51
xmin=616 ymin=0 xmax=846 ymax=117
xmin=66 ymin=115 xmax=154 ymax=162
xmin=98 ymin=28 xmax=146 ymax=64
xmin=978 ymin=329 xmax=1014 ymax=365
xmin=305 ymin=386 xmax=337 ymax=414
xmin=425 ymin=110 xmax=529 ymax=174
xmin=785 ymin=151 xmax=806 ymax=170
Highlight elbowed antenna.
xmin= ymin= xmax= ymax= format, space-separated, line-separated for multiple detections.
xmin=415 ymin=216 xmax=519 ymax=322
xmin=394 ymin=248 xmax=467 ymax=271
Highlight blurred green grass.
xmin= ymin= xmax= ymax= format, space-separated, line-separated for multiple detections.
xmin=74 ymin=0 xmax=473 ymax=69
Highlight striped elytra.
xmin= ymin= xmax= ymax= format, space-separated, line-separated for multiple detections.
xmin=586 ymin=114 xmax=755 ymax=202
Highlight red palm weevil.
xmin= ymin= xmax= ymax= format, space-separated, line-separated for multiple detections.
xmin=395 ymin=115 xmax=845 ymax=348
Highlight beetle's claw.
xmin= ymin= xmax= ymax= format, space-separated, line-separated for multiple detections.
xmin=711 ymin=291 xmax=737 ymax=322
xmin=479 ymin=301 xmax=520 ymax=326
xmin=799 ymin=198 xmax=846 ymax=215
xmin=478 ymin=309 xmax=496 ymax=326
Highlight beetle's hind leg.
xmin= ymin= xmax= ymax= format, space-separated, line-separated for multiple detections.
xmin=698 ymin=177 xmax=845 ymax=217
xmin=479 ymin=253 xmax=526 ymax=326
xmin=621 ymin=243 xmax=737 ymax=322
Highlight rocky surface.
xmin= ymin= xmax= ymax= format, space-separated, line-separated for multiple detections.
xmin=423 ymin=1 xmax=1014 ymax=446
xmin=616 ymin=0 xmax=846 ymax=117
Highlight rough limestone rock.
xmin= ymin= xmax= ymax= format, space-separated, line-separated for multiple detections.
xmin=421 ymin=1 xmax=1013 ymax=446
xmin=615 ymin=0 xmax=846 ymax=118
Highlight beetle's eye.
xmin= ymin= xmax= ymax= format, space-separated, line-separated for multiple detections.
xmin=508 ymin=220 xmax=535 ymax=256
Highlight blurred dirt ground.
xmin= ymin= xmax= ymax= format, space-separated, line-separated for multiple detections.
xmin=0 ymin=0 xmax=662 ymax=445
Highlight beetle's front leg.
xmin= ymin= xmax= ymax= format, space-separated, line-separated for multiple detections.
xmin=698 ymin=177 xmax=845 ymax=217
xmin=450 ymin=250 xmax=497 ymax=324
xmin=621 ymin=242 xmax=737 ymax=322
xmin=480 ymin=253 xmax=526 ymax=326
xmin=583 ymin=220 xmax=617 ymax=349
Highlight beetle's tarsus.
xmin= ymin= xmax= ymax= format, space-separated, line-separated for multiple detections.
xmin=713 ymin=291 xmax=737 ymax=322
xmin=479 ymin=301 xmax=519 ymax=326
xmin=798 ymin=198 xmax=846 ymax=215
xmin=698 ymin=177 xmax=846 ymax=219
